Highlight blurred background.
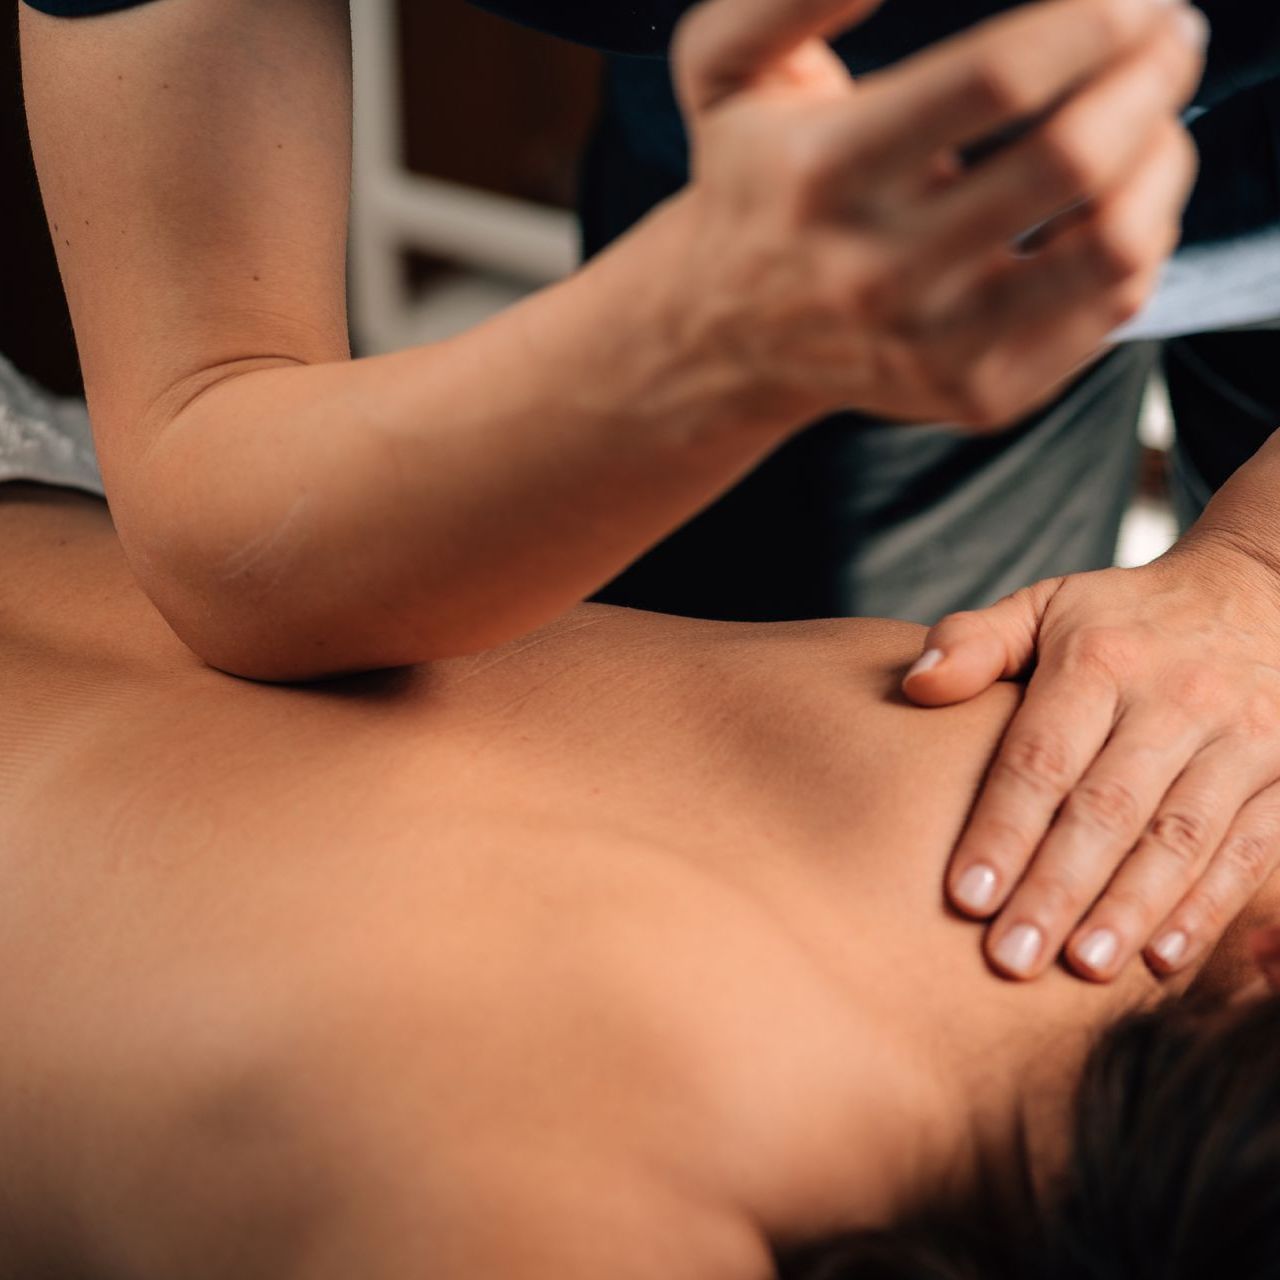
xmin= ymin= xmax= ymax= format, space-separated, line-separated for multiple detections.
xmin=0 ymin=0 xmax=1176 ymax=564
xmin=0 ymin=0 xmax=600 ymax=379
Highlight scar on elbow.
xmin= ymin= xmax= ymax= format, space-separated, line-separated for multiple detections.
xmin=220 ymin=494 xmax=311 ymax=590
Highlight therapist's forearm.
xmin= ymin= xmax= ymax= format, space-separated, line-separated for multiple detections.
xmin=118 ymin=194 xmax=796 ymax=682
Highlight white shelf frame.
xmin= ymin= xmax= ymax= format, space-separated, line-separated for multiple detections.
xmin=349 ymin=0 xmax=579 ymax=354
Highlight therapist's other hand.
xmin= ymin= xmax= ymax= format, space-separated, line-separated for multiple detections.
xmin=903 ymin=543 xmax=1280 ymax=983
xmin=672 ymin=0 xmax=1205 ymax=432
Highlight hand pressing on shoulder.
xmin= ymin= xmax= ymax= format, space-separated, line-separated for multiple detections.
xmin=903 ymin=528 xmax=1280 ymax=985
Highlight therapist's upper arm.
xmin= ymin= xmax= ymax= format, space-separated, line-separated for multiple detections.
xmin=18 ymin=0 xmax=354 ymax=485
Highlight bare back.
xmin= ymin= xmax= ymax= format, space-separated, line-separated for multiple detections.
xmin=1 ymin=488 xmax=1104 ymax=1280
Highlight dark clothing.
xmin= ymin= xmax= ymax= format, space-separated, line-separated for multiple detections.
xmin=1167 ymin=328 xmax=1280 ymax=502
xmin=592 ymin=346 xmax=1154 ymax=623
xmin=571 ymin=4 xmax=1279 ymax=619
xmin=23 ymin=0 xmax=1280 ymax=259
xmin=24 ymin=0 xmax=1280 ymax=621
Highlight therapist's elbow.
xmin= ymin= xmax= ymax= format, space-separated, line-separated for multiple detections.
xmin=118 ymin=517 xmax=503 ymax=684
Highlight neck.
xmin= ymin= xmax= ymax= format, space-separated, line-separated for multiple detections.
xmin=892 ymin=869 xmax=1280 ymax=1228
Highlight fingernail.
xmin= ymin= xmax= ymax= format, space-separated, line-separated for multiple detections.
xmin=1151 ymin=929 xmax=1189 ymax=968
xmin=954 ymin=864 xmax=999 ymax=914
xmin=906 ymin=649 xmax=944 ymax=681
xmin=1174 ymin=6 xmax=1210 ymax=49
xmin=995 ymin=924 xmax=1043 ymax=977
xmin=1076 ymin=928 xmax=1120 ymax=974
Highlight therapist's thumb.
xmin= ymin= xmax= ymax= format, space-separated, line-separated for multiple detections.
xmin=902 ymin=578 xmax=1062 ymax=707
xmin=675 ymin=0 xmax=883 ymax=114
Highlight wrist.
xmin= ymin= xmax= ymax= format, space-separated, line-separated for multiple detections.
xmin=1165 ymin=433 xmax=1280 ymax=588
xmin=1161 ymin=522 xmax=1280 ymax=625
xmin=565 ymin=189 xmax=825 ymax=451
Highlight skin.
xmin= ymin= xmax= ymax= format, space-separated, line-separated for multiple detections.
xmin=907 ymin=430 xmax=1280 ymax=984
xmin=2 ymin=483 xmax=1274 ymax=1280
xmin=17 ymin=0 xmax=1200 ymax=680
xmin=24 ymin=0 xmax=1259 ymax=982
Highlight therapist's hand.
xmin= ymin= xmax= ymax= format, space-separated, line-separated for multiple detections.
xmin=672 ymin=0 xmax=1206 ymax=432
xmin=903 ymin=539 xmax=1280 ymax=983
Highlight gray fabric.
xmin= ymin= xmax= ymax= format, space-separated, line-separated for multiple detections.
xmin=0 ymin=355 xmax=104 ymax=496
xmin=1117 ymin=228 xmax=1280 ymax=343
xmin=836 ymin=345 xmax=1157 ymax=624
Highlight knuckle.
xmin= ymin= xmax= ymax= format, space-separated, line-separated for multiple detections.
xmin=1166 ymin=664 xmax=1225 ymax=715
xmin=965 ymin=58 xmax=1039 ymax=118
xmin=1022 ymin=873 xmax=1084 ymax=923
xmin=1080 ymin=1 xmax=1131 ymax=48
xmin=1065 ymin=777 xmax=1141 ymax=835
xmin=1075 ymin=0 xmax=1134 ymax=51
xmin=936 ymin=608 xmax=978 ymax=633
xmin=1221 ymin=832 xmax=1275 ymax=886
xmin=1036 ymin=124 xmax=1099 ymax=199
xmin=1063 ymin=626 xmax=1137 ymax=682
xmin=996 ymin=732 xmax=1075 ymax=794
xmin=1086 ymin=217 xmax=1149 ymax=285
xmin=1145 ymin=811 xmax=1210 ymax=868
xmin=1186 ymin=884 xmax=1230 ymax=936
xmin=1241 ymin=693 xmax=1280 ymax=741
xmin=1096 ymin=885 xmax=1153 ymax=925
xmin=969 ymin=813 xmax=1036 ymax=858
xmin=931 ymin=609 xmax=987 ymax=650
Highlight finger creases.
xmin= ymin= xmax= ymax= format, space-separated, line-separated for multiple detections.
xmin=1066 ymin=740 xmax=1268 ymax=978
xmin=978 ymin=711 xmax=1196 ymax=980
xmin=947 ymin=666 xmax=1117 ymax=926
xmin=1147 ymin=783 xmax=1280 ymax=975
xmin=860 ymin=0 xmax=1167 ymax=174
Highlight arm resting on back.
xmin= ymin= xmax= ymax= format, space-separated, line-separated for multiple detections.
xmin=19 ymin=0 xmax=777 ymax=681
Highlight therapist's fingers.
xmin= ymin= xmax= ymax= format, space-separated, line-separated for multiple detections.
xmin=850 ymin=0 xmax=1186 ymax=177
xmin=921 ymin=117 xmax=1197 ymax=428
xmin=1064 ymin=743 xmax=1268 ymax=979
xmin=1144 ymin=784 xmax=1280 ymax=976
xmin=903 ymin=578 xmax=1061 ymax=706
xmin=674 ymin=0 xmax=880 ymax=114
xmin=977 ymin=716 xmax=1198 ymax=983
xmin=943 ymin=668 xmax=1120 ymax=923
xmin=912 ymin=10 xmax=1205 ymax=270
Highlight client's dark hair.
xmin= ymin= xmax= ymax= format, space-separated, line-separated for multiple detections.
xmin=777 ymin=993 xmax=1280 ymax=1280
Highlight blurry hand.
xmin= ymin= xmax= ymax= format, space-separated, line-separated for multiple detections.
xmin=903 ymin=539 xmax=1280 ymax=983
xmin=672 ymin=0 xmax=1206 ymax=430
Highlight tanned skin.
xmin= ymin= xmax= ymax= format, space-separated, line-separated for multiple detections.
xmin=0 ymin=484 xmax=1270 ymax=1280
